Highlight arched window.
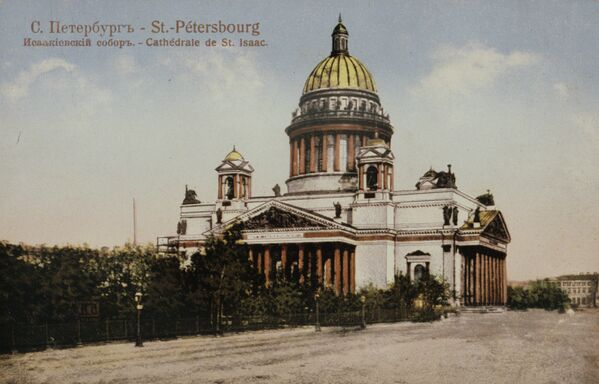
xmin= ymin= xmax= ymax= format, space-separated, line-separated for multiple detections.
xmin=414 ymin=264 xmax=426 ymax=282
xmin=225 ymin=176 xmax=234 ymax=200
xmin=366 ymin=165 xmax=378 ymax=190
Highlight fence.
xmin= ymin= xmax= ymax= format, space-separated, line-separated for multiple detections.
xmin=0 ymin=307 xmax=442 ymax=353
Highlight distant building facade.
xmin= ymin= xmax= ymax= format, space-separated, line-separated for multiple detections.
xmin=159 ymin=19 xmax=512 ymax=307
xmin=552 ymin=274 xmax=598 ymax=307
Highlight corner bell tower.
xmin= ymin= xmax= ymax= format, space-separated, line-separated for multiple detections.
xmin=356 ymin=133 xmax=395 ymax=200
xmin=216 ymin=147 xmax=254 ymax=202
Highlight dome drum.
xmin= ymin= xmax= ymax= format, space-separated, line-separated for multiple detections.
xmin=286 ymin=172 xmax=358 ymax=195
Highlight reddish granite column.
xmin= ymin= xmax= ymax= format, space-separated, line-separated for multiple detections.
xmin=350 ymin=249 xmax=356 ymax=293
xmin=321 ymin=135 xmax=328 ymax=172
xmin=490 ymin=255 xmax=494 ymax=305
xmin=325 ymin=254 xmax=332 ymax=288
xmin=316 ymin=245 xmax=323 ymax=286
xmin=281 ymin=244 xmax=287 ymax=279
xmin=289 ymin=141 xmax=293 ymax=176
xmin=347 ymin=134 xmax=355 ymax=171
xmin=503 ymin=257 xmax=508 ymax=305
xmin=264 ymin=246 xmax=271 ymax=287
xmin=309 ymin=135 xmax=316 ymax=173
xmin=461 ymin=254 xmax=466 ymax=305
xmin=334 ymin=246 xmax=341 ymax=294
xmin=496 ymin=257 xmax=500 ymax=305
xmin=342 ymin=248 xmax=349 ymax=295
xmin=471 ymin=253 xmax=476 ymax=305
xmin=299 ymin=137 xmax=306 ymax=174
xmin=485 ymin=254 xmax=490 ymax=305
xmin=475 ymin=252 xmax=481 ymax=305
xmin=482 ymin=253 xmax=490 ymax=305
xmin=495 ymin=257 xmax=499 ymax=305
xmin=257 ymin=248 xmax=262 ymax=274
xmin=489 ymin=255 xmax=493 ymax=305
xmin=358 ymin=165 xmax=364 ymax=191
xmin=492 ymin=256 xmax=496 ymax=305
xmin=334 ymin=134 xmax=340 ymax=171
xmin=233 ymin=174 xmax=238 ymax=199
xmin=218 ymin=175 xmax=223 ymax=199
xmin=298 ymin=244 xmax=305 ymax=285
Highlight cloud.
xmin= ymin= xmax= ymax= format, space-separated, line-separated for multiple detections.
xmin=179 ymin=51 xmax=264 ymax=98
xmin=572 ymin=111 xmax=599 ymax=140
xmin=412 ymin=43 xmax=540 ymax=97
xmin=553 ymin=82 xmax=571 ymax=99
xmin=0 ymin=57 xmax=112 ymax=119
xmin=1 ymin=58 xmax=75 ymax=101
xmin=114 ymin=55 xmax=137 ymax=75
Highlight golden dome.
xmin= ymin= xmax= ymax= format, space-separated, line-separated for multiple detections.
xmin=303 ymin=54 xmax=377 ymax=94
xmin=224 ymin=147 xmax=244 ymax=161
xmin=303 ymin=19 xmax=376 ymax=94
xmin=367 ymin=132 xmax=387 ymax=147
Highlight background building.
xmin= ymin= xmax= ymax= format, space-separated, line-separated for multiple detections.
xmin=552 ymin=273 xmax=598 ymax=307
xmin=159 ymin=19 xmax=511 ymax=306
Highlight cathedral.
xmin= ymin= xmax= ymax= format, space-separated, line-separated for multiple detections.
xmin=159 ymin=18 xmax=511 ymax=307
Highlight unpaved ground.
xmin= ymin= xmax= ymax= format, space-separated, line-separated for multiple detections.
xmin=1 ymin=309 xmax=598 ymax=384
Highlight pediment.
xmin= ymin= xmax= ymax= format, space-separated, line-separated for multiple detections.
xmin=481 ymin=211 xmax=511 ymax=243
xmin=358 ymin=147 xmax=395 ymax=160
xmin=215 ymin=160 xmax=254 ymax=173
xmin=206 ymin=200 xmax=348 ymax=236
xmin=243 ymin=206 xmax=328 ymax=230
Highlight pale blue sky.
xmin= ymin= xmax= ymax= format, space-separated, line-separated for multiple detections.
xmin=1 ymin=0 xmax=598 ymax=280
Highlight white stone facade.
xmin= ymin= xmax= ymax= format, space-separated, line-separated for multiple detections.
xmin=159 ymin=19 xmax=511 ymax=306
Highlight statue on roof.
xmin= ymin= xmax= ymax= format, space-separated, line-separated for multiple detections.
xmin=452 ymin=206 xmax=459 ymax=226
xmin=177 ymin=219 xmax=187 ymax=235
xmin=474 ymin=207 xmax=481 ymax=223
xmin=476 ymin=190 xmax=495 ymax=206
xmin=272 ymin=184 xmax=281 ymax=197
xmin=443 ymin=206 xmax=451 ymax=226
xmin=416 ymin=164 xmax=457 ymax=190
xmin=182 ymin=185 xmax=201 ymax=205
xmin=334 ymin=202 xmax=342 ymax=218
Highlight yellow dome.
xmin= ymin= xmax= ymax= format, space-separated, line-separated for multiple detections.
xmin=224 ymin=147 xmax=244 ymax=161
xmin=303 ymin=54 xmax=376 ymax=94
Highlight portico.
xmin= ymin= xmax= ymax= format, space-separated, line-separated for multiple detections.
xmin=247 ymin=242 xmax=356 ymax=294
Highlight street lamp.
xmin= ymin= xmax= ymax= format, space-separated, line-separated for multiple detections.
xmin=314 ymin=292 xmax=321 ymax=332
xmin=414 ymin=294 xmax=424 ymax=310
xmin=135 ymin=292 xmax=143 ymax=347
xmin=360 ymin=295 xmax=366 ymax=329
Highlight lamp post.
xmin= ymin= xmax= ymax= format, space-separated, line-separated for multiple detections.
xmin=135 ymin=292 xmax=143 ymax=347
xmin=360 ymin=295 xmax=366 ymax=329
xmin=314 ymin=292 xmax=321 ymax=332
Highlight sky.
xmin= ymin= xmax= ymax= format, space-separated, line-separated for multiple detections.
xmin=1 ymin=0 xmax=598 ymax=280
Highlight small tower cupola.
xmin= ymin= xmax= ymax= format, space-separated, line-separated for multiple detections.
xmin=331 ymin=14 xmax=349 ymax=55
xmin=356 ymin=132 xmax=395 ymax=199
xmin=216 ymin=146 xmax=254 ymax=201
